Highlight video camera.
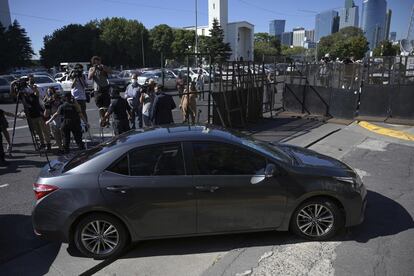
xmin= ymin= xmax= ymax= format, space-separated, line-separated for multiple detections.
xmin=10 ymin=78 xmax=28 ymax=96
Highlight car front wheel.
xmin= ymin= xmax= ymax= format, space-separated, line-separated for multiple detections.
xmin=291 ymin=198 xmax=344 ymax=240
xmin=74 ymin=213 xmax=129 ymax=259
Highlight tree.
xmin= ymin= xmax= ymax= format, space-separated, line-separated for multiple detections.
xmin=1 ymin=20 xmax=34 ymax=71
xmin=318 ymin=27 xmax=368 ymax=60
xmin=40 ymin=24 xmax=100 ymax=68
xmin=150 ymin=24 xmax=174 ymax=59
xmin=205 ymin=19 xmax=232 ymax=63
xmin=171 ymin=29 xmax=196 ymax=62
xmin=281 ymin=45 xmax=306 ymax=57
xmin=254 ymin=32 xmax=281 ymax=60
xmin=373 ymin=40 xmax=400 ymax=56
xmin=97 ymin=17 xmax=148 ymax=67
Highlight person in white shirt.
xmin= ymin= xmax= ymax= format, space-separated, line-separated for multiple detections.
xmin=70 ymin=64 xmax=88 ymax=122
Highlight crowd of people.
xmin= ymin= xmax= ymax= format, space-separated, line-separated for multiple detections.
xmin=0 ymin=55 xmax=204 ymax=167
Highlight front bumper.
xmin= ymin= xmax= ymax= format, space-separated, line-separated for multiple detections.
xmin=345 ymin=184 xmax=367 ymax=227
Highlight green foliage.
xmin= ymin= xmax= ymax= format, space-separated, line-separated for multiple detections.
xmin=205 ymin=19 xmax=232 ymax=63
xmin=281 ymin=45 xmax=306 ymax=57
xmin=150 ymin=24 xmax=174 ymax=59
xmin=40 ymin=24 xmax=100 ymax=68
xmin=254 ymin=32 xmax=281 ymax=60
xmin=318 ymin=26 xmax=368 ymax=60
xmin=372 ymin=40 xmax=400 ymax=57
xmin=170 ymin=29 xmax=196 ymax=62
xmin=97 ymin=17 xmax=148 ymax=66
xmin=0 ymin=20 xmax=34 ymax=72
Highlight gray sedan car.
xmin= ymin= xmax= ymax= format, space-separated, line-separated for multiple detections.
xmin=32 ymin=125 xmax=367 ymax=259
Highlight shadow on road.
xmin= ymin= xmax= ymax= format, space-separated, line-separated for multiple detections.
xmin=0 ymin=214 xmax=61 ymax=275
xmin=0 ymin=155 xmax=46 ymax=175
xmin=346 ymin=190 xmax=414 ymax=243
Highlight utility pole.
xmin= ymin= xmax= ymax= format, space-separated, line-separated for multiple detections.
xmin=141 ymin=28 xmax=145 ymax=67
xmin=195 ymin=0 xmax=198 ymax=54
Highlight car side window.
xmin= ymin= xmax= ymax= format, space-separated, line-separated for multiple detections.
xmin=192 ymin=142 xmax=266 ymax=175
xmin=129 ymin=143 xmax=185 ymax=176
xmin=107 ymin=155 xmax=129 ymax=175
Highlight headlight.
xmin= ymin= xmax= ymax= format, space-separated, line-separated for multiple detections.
xmin=334 ymin=176 xmax=363 ymax=191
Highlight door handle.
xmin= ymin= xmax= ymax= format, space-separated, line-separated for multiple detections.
xmin=106 ymin=185 xmax=131 ymax=194
xmin=195 ymin=186 xmax=220 ymax=193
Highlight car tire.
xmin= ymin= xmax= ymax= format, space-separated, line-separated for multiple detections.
xmin=74 ymin=213 xmax=129 ymax=259
xmin=290 ymin=198 xmax=344 ymax=241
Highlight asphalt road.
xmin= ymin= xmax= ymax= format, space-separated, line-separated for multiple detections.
xmin=0 ymin=93 xmax=413 ymax=276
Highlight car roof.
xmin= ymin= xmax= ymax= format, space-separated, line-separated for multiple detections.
xmin=109 ymin=125 xmax=243 ymax=148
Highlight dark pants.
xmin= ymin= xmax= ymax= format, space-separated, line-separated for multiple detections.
xmin=61 ymin=120 xmax=84 ymax=152
xmin=113 ymin=119 xmax=130 ymax=135
xmin=129 ymin=104 xmax=143 ymax=129
xmin=76 ymin=100 xmax=88 ymax=122
xmin=0 ymin=131 xmax=4 ymax=161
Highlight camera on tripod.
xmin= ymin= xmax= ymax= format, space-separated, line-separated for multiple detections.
xmin=10 ymin=78 xmax=28 ymax=97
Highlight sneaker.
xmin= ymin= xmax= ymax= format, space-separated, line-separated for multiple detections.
xmin=6 ymin=144 xmax=11 ymax=153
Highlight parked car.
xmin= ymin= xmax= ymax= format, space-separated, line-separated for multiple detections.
xmin=137 ymin=69 xmax=177 ymax=90
xmin=54 ymin=72 xmax=67 ymax=82
xmin=0 ymin=74 xmax=17 ymax=83
xmin=58 ymin=73 xmax=93 ymax=92
xmin=0 ymin=77 xmax=12 ymax=102
xmin=32 ymin=125 xmax=367 ymax=259
xmin=22 ymin=75 xmax=64 ymax=98
xmin=118 ymin=69 xmax=143 ymax=86
xmin=108 ymin=74 xmax=127 ymax=93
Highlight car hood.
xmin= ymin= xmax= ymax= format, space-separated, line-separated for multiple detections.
xmin=279 ymin=144 xmax=352 ymax=171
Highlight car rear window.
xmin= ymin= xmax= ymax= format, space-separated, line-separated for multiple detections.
xmin=63 ymin=146 xmax=104 ymax=172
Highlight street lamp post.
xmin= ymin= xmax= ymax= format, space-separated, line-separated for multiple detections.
xmin=195 ymin=0 xmax=198 ymax=55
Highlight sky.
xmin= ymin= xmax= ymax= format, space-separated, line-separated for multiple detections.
xmin=6 ymin=0 xmax=414 ymax=58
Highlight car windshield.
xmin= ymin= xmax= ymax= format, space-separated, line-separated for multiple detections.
xmin=34 ymin=76 xmax=54 ymax=84
xmin=63 ymin=131 xmax=134 ymax=172
xmin=228 ymin=130 xmax=292 ymax=163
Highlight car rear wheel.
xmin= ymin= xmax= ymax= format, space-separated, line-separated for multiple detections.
xmin=74 ymin=213 xmax=128 ymax=259
xmin=291 ymin=198 xmax=344 ymax=241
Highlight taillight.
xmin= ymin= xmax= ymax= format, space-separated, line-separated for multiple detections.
xmin=33 ymin=183 xmax=58 ymax=200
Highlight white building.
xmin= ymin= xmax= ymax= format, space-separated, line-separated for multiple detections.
xmin=184 ymin=0 xmax=254 ymax=61
xmin=0 ymin=0 xmax=12 ymax=28
xmin=293 ymin=28 xmax=305 ymax=47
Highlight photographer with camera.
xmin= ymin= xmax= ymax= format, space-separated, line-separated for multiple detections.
xmin=46 ymin=93 xmax=88 ymax=154
xmin=20 ymin=75 xmax=52 ymax=151
xmin=44 ymin=89 xmax=64 ymax=153
xmin=88 ymin=56 xmax=111 ymax=127
xmin=70 ymin=63 xmax=88 ymax=122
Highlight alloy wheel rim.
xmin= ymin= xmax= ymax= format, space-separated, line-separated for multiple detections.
xmin=296 ymin=204 xmax=334 ymax=237
xmin=81 ymin=220 xmax=119 ymax=255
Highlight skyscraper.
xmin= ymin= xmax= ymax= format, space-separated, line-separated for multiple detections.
xmin=0 ymin=0 xmax=12 ymax=28
xmin=361 ymin=0 xmax=387 ymax=49
xmin=293 ymin=27 xmax=305 ymax=47
xmin=281 ymin=32 xmax=293 ymax=46
xmin=384 ymin=9 xmax=392 ymax=41
xmin=269 ymin=20 xmax=285 ymax=40
xmin=315 ymin=10 xmax=339 ymax=42
xmin=389 ymin=31 xmax=396 ymax=42
xmin=339 ymin=0 xmax=359 ymax=29
xmin=305 ymin=30 xmax=315 ymax=42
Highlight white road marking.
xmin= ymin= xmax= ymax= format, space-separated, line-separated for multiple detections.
xmin=0 ymin=184 xmax=9 ymax=188
xmin=6 ymin=125 xmax=28 ymax=131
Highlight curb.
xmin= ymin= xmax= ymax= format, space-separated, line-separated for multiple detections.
xmin=358 ymin=121 xmax=414 ymax=142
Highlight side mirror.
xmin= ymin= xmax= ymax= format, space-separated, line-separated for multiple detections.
xmin=265 ymin=163 xmax=277 ymax=178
